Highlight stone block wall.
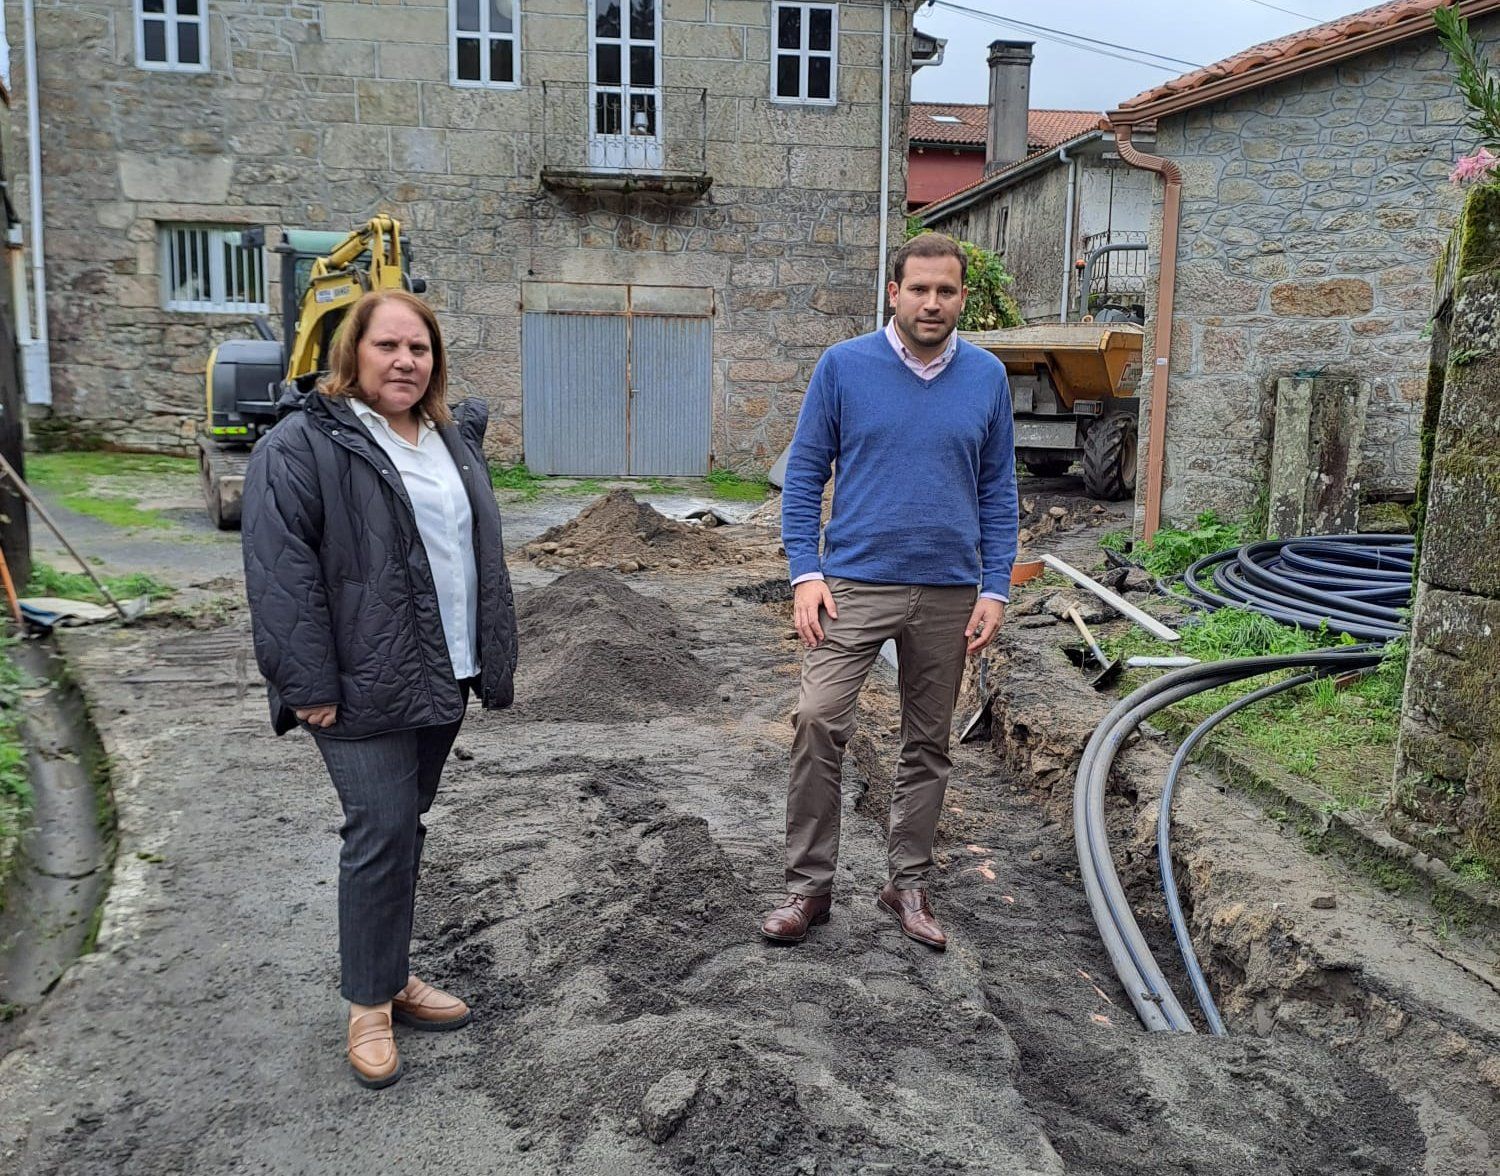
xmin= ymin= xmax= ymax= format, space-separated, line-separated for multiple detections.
xmin=1394 ymin=185 xmax=1500 ymax=874
xmin=1136 ymin=26 xmax=1488 ymax=527
xmin=7 ymin=0 xmax=911 ymax=466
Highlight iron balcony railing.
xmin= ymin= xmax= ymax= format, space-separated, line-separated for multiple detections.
xmin=537 ymin=81 xmax=709 ymax=178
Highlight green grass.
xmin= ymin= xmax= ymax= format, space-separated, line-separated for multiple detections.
xmin=1104 ymin=607 xmax=1400 ymax=812
xmin=0 ymin=641 xmax=32 ymax=913
xmin=567 ymin=478 xmax=606 ymax=496
xmin=25 ymin=561 xmax=174 ymax=605
xmin=490 ymin=463 xmax=543 ymax=501
xmin=25 ymin=451 xmax=197 ymax=531
xmin=705 ymin=469 xmax=770 ymax=502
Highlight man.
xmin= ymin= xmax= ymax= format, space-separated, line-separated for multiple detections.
xmin=761 ymin=232 xmax=1018 ymax=951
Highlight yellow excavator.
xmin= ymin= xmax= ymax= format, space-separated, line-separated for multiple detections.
xmin=199 ymin=215 xmax=422 ymax=528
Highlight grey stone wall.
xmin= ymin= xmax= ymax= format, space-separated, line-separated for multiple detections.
xmin=1137 ymin=26 xmax=1483 ymax=526
xmin=925 ymin=152 xmax=1149 ymax=324
xmin=7 ymin=0 xmax=911 ymax=467
xmin=1393 ymin=187 xmax=1500 ymax=875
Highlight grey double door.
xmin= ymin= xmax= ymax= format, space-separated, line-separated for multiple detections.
xmin=522 ymin=282 xmax=712 ymax=476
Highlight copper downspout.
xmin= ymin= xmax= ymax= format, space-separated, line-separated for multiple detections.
xmin=1110 ymin=121 xmax=1181 ymax=542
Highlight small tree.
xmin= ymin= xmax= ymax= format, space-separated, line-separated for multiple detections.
xmin=1435 ymin=5 xmax=1500 ymax=182
xmin=902 ymin=224 xmax=1023 ymax=331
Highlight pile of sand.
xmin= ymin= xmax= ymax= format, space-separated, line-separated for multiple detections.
xmin=513 ymin=569 xmax=713 ymax=721
xmin=523 ymin=490 xmax=744 ymax=574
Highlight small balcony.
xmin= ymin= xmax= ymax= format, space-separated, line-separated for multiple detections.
xmin=537 ymin=81 xmax=712 ymax=200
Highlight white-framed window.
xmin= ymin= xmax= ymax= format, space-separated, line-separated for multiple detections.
xmin=451 ymin=0 xmax=520 ymax=88
xmin=159 ymin=224 xmax=267 ymax=314
xmin=136 ymin=0 xmax=209 ymax=73
xmin=589 ymin=0 xmax=662 ymax=171
xmin=772 ymin=2 xmax=837 ymax=104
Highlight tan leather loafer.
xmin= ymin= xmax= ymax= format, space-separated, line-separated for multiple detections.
xmin=392 ymin=975 xmax=472 ymax=1031
xmin=876 ymin=883 xmax=947 ymax=950
xmin=760 ymin=893 xmax=832 ymax=943
xmin=347 ymin=1008 xmax=402 ymax=1089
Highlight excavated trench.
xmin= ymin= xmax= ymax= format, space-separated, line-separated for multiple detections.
xmin=406 ymin=521 xmax=1490 ymax=1172
xmin=3 ymin=487 xmax=1495 ymax=1174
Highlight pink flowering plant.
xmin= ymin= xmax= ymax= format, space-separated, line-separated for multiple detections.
xmin=1451 ymin=147 xmax=1498 ymax=185
xmin=1436 ymin=6 xmax=1500 ymax=185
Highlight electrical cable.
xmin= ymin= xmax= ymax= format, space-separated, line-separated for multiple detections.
xmin=929 ymin=1 xmax=1203 ymax=73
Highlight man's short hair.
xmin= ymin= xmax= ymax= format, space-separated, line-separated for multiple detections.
xmin=892 ymin=232 xmax=967 ymax=287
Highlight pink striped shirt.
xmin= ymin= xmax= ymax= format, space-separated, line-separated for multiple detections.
xmin=884 ymin=317 xmax=958 ymax=380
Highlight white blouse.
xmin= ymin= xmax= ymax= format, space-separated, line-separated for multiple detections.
xmin=350 ymin=400 xmax=479 ymax=680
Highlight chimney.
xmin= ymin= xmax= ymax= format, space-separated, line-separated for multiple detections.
xmin=986 ymin=39 xmax=1034 ymax=174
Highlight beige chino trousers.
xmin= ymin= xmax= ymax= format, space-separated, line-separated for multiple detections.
xmin=785 ymin=576 xmax=976 ymax=896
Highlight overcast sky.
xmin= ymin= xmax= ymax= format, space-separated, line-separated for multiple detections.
xmin=910 ymin=0 xmax=1401 ymax=112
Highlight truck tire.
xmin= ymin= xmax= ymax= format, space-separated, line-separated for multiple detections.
xmin=1023 ymin=456 xmax=1073 ymax=478
xmin=1081 ymin=411 xmax=1138 ymax=501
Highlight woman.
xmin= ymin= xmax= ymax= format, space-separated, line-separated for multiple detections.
xmin=242 ymin=289 xmax=518 ymax=1089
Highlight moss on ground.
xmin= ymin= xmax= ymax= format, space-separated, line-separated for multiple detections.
xmin=25 ymin=452 xmax=197 ymax=531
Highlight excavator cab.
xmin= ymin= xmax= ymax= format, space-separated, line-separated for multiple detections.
xmin=199 ymin=216 xmax=423 ymax=528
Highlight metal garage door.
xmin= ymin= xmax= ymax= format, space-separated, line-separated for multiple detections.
xmin=521 ymin=282 xmax=713 ymax=476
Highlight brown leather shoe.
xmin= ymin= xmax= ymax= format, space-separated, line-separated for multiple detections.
xmin=876 ymin=883 xmax=947 ymax=950
xmin=392 ymin=975 xmax=472 ymax=1031
xmin=760 ymin=893 xmax=832 ymax=943
xmin=347 ymin=1007 xmax=402 ymax=1089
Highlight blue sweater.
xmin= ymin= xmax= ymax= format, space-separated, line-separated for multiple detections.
xmin=782 ymin=330 xmax=1019 ymax=598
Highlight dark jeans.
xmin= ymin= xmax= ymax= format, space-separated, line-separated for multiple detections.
xmin=312 ymin=684 xmax=469 ymax=1005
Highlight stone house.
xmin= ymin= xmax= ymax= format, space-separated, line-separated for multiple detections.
xmin=1108 ymin=0 xmax=1499 ymax=532
xmin=6 ymin=0 xmax=919 ymax=475
xmin=910 ymin=41 xmax=1144 ymax=324
xmin=905 ymin=99 xmax=1098 ymax=212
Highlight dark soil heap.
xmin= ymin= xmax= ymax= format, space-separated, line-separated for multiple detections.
xmin=513 ymin=568 xmax=713 ymax=721
xmin=523 ymin=489 xmax=738 ymax=573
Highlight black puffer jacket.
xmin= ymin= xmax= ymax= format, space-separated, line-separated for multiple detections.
xmin=241 ymin=389 xmax=518 ymax=740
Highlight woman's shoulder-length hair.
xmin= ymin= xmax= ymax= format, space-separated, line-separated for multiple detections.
xmin=317 ymin=288 xmax=452 ymax=427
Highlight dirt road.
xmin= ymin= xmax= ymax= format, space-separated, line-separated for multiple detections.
xmin=0 ymin=482 xmax=1494 ymax=1174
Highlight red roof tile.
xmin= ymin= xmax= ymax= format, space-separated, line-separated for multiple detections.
xmin=918 ymin=126 xmax=1105 ymax=215
xmin=909 ymin=104 xmax=1101 ymax=150
xmin=1114 ymin=0 xmax=1465 ymax=116
xmin=1029 ymin=109 xmax=1106 ymax=150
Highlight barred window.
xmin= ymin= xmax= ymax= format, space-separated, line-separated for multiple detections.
xmin=452 ymin=0 xmax=520 ymax=87
xmin=772 ymin=2 xmax=837 ymax=104
xmin=159 ymin=225 xmax=267 ymax=314
xmin=137 ymin=0 xmax=209 ymax=72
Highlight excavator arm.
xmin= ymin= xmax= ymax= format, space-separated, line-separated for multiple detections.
xmin=285 ymin=214 xmax=408 ymax=380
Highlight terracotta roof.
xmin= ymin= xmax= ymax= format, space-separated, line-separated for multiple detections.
xmin=1114 ymin=0 xmax=1498 ymax=120
xmin=909 ymin=104 xmax=1101 ymax=150
xmin=916 ymin=127 xmax=1106 ymax=220
xmin=1028 ymin=109 xmax=1104 ymax=149
xmin=910 ymin=103 xmax=988 ymax=145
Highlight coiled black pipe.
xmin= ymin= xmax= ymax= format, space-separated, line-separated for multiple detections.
xmin=1075 ymin=647 xmax=1383 ymax=1033
xmin=1158 ymin=670 xmax=1325 ymax=1036
xmin=1180 ymin=534 xmax=1413 ymax=642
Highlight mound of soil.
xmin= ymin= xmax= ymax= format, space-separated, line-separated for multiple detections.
xmin=524 ymin=490 xmax=741 ymax=573
xmin=513 ymin=568 xmax=713 ymax=721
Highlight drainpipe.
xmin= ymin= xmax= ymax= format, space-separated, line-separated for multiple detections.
xmin=875 ymin=0 xmax=891 ymax=327
xmin=1058 ymin=144 xmax=1077 ymax=322
xmin=1110 ymin=120 xmax=1180 ymax=542
xmin=21 ymin=0 xmax=51 ymax=406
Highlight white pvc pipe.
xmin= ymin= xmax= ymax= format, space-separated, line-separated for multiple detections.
xmin=1058 ymin=144 xmax=1077 ymax=322
xmin=875 ymin=0 xmax=891 ymax=327
xmin=1040 ymin=552 xmax=1181 ymax=642
xmin=22 ymin=0 xmax=51 ymax=406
